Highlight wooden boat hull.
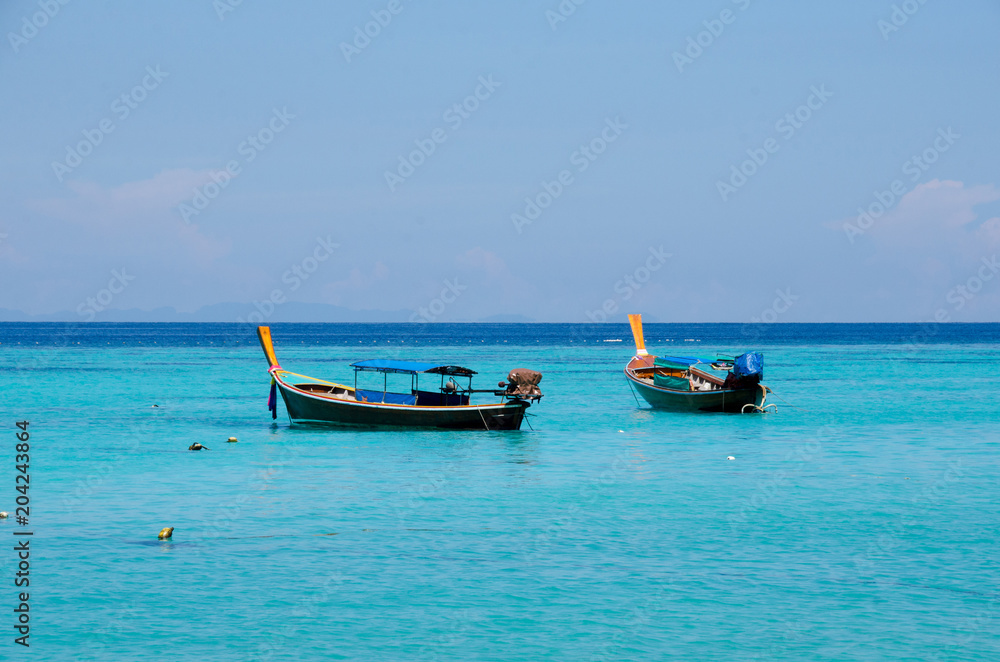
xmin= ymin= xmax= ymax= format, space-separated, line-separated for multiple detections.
xmin=622 ymin=314 xmax=765 ymax=413
xmin=276 ymin=378 xmax=529 ymax=430
xmin=624 ymin=354 xmax=762 ymax=413
xmin=627 ymin=372 xmax=760 ymax=412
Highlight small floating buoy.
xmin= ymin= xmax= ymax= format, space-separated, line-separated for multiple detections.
xmin=227 ymin=437 xmax=238 ymax=443
xmin=188 ymin=443 xmax=209 ymax=451
xmin=0 ymin=512 xmax=8 ymax=519
xmin=158 ymin=527 xmax=174 ymax=539
xmin=618 ymin=430 xmax=624 ymax=433
xmin=152 ymin=404 xmax=159 ymax=408
xmin=727 ymin=456 xmax=735 ymax=461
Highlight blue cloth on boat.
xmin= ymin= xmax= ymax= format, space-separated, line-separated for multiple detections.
xmin=268 ymin=380 xmax=277 ymax=419
xmin=382 ymin=392 xmax=417 ymax=405
xmin=354 ymin=389 xmax=417 ymax=405
xmin=355 ymin=389 xmax=385 ymax=403
xmin=734 ymin=352 xmax=764 ymax=380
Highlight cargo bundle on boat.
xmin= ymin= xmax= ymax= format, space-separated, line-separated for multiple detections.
xmin=257 ymin=327 xmax=542 ymax=430
xmin=623 ymin=314 xmax=769 ymax=413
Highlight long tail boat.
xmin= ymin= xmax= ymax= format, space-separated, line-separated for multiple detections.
xmin=256 ymin=326 xmax=543 ymax=430
xmin=623 ymin=314 xmax=768 ymax=413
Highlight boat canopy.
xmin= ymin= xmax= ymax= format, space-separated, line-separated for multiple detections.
xmin=350 ymin=359 xmax=477 ymax=376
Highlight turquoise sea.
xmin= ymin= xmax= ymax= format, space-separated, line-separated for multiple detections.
xmin=2 ymin=323 xmax=999 ymax=661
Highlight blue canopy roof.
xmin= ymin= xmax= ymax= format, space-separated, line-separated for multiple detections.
xmin=350 ymin=359 xmax=476 ymax=376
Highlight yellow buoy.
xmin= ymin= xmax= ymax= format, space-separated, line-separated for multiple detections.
xmin=227 ymin=437 xmax=238 ymax=443
xmin=158 ymin=527 xmax=174 ymax=539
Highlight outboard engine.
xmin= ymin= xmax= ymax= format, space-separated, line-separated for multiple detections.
xmin=500 ymin=369 xmax=543 ymax=401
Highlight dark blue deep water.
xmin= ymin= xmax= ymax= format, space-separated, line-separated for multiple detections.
xmin=1 ymin=323 xmax=998 ymax=660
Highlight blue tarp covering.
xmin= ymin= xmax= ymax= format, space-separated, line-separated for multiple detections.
xmin=354 ymin=389 xmax=418 ymax=405
xmin=355 ymin=389 xmax=385 ymax=403
xmin=382 ymin=392 xmax=417 ymax=405
xmin=734 ymin=352 xmax=764 ymax=380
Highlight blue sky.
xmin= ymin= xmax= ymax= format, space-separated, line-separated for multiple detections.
xmin=2 ymin=0 xmax=999 ymax=322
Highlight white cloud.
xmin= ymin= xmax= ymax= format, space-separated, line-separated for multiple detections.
xmin=25 ymin=169 xmax=230 ymax=265
xmin=867 ymin=179 xmax=1000 ymax=259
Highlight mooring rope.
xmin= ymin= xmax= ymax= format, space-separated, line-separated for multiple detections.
xmin=523 ymin=410 xmax=535 ymax=431
xmin=741 ymin=384 xmax=778 ymax=414
xmin=764 ymin=387 xmax=806 ymax=411
xmin=625 ymin=377 xmax=642 ymax=407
